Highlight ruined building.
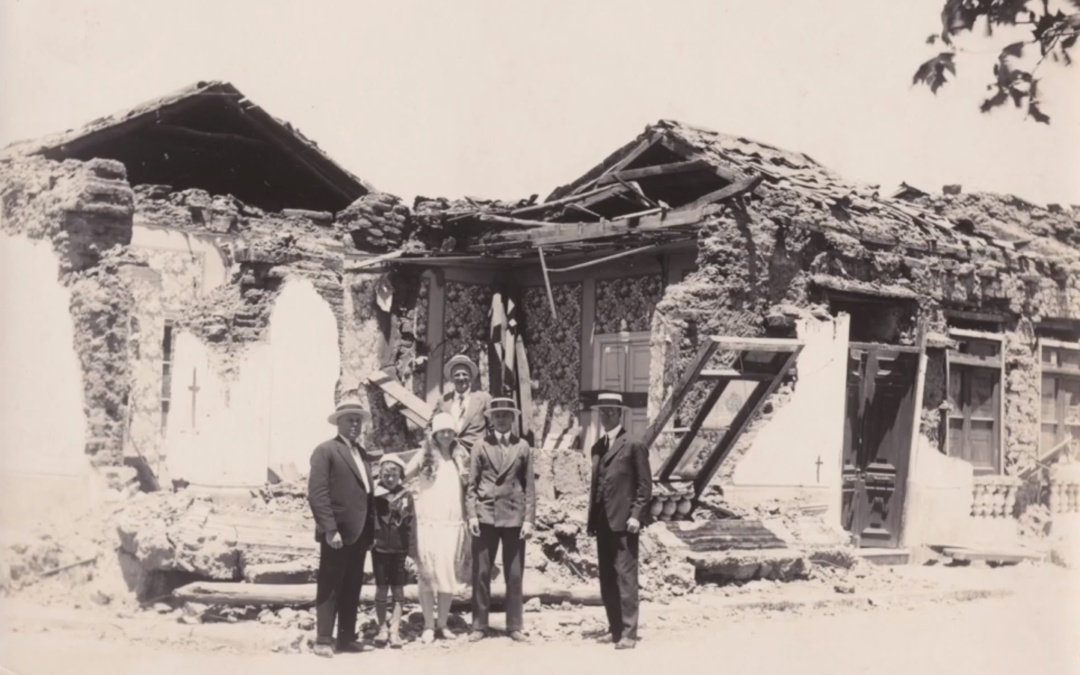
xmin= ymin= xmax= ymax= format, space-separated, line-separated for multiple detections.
xmin=2 ymin=81 xmax=1079 ymax=564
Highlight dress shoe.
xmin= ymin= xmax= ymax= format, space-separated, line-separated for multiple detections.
xmin=435 ymin=628 xmax=456 ymax=640
xmin=596 ymin=634 xmax=618 ymax=644
xmin=508 ymin=631 xmax=528 ymax=643
xmin=313 ymin=644 xmax=334 ymax=658
xmin=389 ymin=633 xmax=403 ymax=649
xmin=336 ymin=640 xmax=366 ymax=653
xmin=468 ymin=630 xmax=486 ymax=642
xmin=420 ymin=629 xmax=436 ymax=645
xmin=615 ymin=638 xmax=637 ymax=650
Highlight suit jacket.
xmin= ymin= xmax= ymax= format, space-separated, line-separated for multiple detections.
xmin=587 ymin=429 xmax=652 ymax=535
xmin=464 ymin=433 xmax=536 ymax=528
xmin=307 ymin=437 xmax=375 ymax=546
xmin=435 ymin=390 xmax=492 ymax=450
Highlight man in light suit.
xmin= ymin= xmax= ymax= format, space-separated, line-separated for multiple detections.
xmin=435 ymin=354 xmax=491 ymax=452
xmin=465 ymin=397 xmax=536 ymax=643
xmin=587 ymin=392 xmax=652 ymax=650
xmin=307 ymin=398 xmax=378 ymax=658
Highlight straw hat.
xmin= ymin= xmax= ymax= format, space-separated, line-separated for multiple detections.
xmin=484 ymin=397 xmax=521 ymax=417
xmin=327 ymin=398 xmax=372 ymax=425
xmin=443 ymin=354 xmax=479 ymax=381
xmin=591 ymin=392 xmax=628 ymax=410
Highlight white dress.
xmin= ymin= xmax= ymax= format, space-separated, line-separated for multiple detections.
xmin=411 ymin=449 xmax=467 ymax=594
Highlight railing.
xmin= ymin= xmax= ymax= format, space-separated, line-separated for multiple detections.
xmin=1049 ymin=463 xmax=1080 ymax=515
xmin=970 ymin=475 xmax=1022 ymax=519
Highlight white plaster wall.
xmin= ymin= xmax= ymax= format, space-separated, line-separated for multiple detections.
xmin=0 ymin=231 xmax=93 ymax=531
xmin=0 ymin=232 xmax=87 ymax=476
xmin=901 ymin=435 xmax=975 ymax=547
xmin=165 ymin=332 xmax=272 ymax=488
xmin=730 ymin=316 xmax=850 ymax=523
xmin=268 ymin=278 xmax=340 ymax=473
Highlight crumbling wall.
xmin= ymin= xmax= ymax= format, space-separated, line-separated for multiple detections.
xmin=337 ymin=192 xmax=411 ymax=252
xmin=595 ymin=275 xmax=662 ymax=333
xmin=442 ymin=282 xmax=494 ymax=392
xmin=0 ymin=155 xmax=138 ymax=467
xmin=1004 ymin=321 xmax=1040 ymax=477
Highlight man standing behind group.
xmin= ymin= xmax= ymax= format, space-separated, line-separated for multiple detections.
xmin=435 ymin=354 xmax=491 ymax=453
xmin=465 ymin=397 xmax=536 ymax=643
xmin=587 ymin=392 xmax=652 ymax=650
xmin=307 ymin=398 xmax=377 ymax=658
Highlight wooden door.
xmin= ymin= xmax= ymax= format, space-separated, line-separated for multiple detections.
xmin=587 ymin=333 xmax=651 ymax=447
xmin=841 ymin=346 xmax=918 ymax=548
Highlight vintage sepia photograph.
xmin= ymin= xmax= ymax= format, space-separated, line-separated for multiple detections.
xmin=1 ymin=1 xmax=1078 ymax=673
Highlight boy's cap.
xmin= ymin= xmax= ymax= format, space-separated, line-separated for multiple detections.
xmin=379 ymin=454 xmax=407 ymax=470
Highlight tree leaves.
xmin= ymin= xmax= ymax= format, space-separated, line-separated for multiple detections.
xmin=913 ymin=52 xmax=957 ymax=93
xmin=918 ymin=2 xmax=1080 ymax=123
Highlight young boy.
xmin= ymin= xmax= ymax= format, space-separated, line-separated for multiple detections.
xmin=372 ymin=454 xmax=413 ymax=648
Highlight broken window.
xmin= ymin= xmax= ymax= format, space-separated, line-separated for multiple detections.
xmin=945 ymin=330 xmax=1003 ymax=475
xmin=1040 ymin=340 xmax=1080 ymax=454
xmin=644 ymin=337 xmax=803 ymax=498
xmin=161 ymin=319 xmax=176 ymax=433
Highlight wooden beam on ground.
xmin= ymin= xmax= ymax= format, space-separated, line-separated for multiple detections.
xmin=474 ymin=207 xmax=706 ymax=251
xmin=597 ymin=159 xmax=713 ymax=185
xmin=690 ymin=174 xmax=765 ymax=208
xmin=173 ymin=580 xmax=603 ymax=608
xmin=640 ymin=340 xmax=721 ymax=451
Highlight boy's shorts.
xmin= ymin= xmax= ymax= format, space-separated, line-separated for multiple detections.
xmin=372 ymin=550 xmax=407 ymax=587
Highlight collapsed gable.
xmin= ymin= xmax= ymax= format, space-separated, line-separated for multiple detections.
xmin=2 ymin=81 xmax=372 ymax=213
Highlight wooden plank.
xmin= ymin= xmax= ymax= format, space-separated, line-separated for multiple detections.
xmin=537 ymin=246 xmax=558 ymax=320
xmin=509 ymin=183 xmax=624 ymax=216
xmin=849 ymin=342 xmax=921 ymax=354
xmin=899 ymin=322 xmax=929 ymax=548
xmin=699 ymin=369 xmax=774 ymax=381
xmin=690 ymin=174 xmax=765 ymax=208
xmin=474 ymin=207 xmax=706 ymax=251
xmin=367 ymin=370 xmax=434 ymax=427
xmin=656 ymin=136 xmax=740 ymax=183
xmin=1040 ymin=365 xmax=1080 ymax=377
xmin=948 ymin=353 xmax=1003 ymax=369
xmin=573 ymin=134 xmax=664 ymax=195
xmin=174 ymin=580 xmax=602 ymax=609
xmin=640 ymin=340 xmax=721 ymax=451
xmin=710 ymin=336 xmax=806 ymax=353
xmin=596 ymin=159 xmax=712 ymax=185
xmin=657 ymin=378 xmax=729 ymax=481
xmin=948 ymin=328 xmax=1005 ymax=341
xmin=693 ymin=347 xmax=803 ymax=496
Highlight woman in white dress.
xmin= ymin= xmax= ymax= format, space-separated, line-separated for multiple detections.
xmin=404 ymin=412 xmax=470 ymax=643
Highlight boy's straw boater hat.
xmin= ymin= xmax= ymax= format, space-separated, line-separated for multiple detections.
xmin=591 ymin=392 xmax=629 ymax=410
xmin=443 ymin=354 xmax=479 ymax=381
xmin=327 ymin=398 xmax=372 ymax=425
xmin=484 ymin=397 xmax=521 ymax=417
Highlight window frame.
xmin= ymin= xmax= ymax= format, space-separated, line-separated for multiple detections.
xmin=944 ymin=328 xmax=1005 ymax=475
xmin=1039 ymin=338 xmax=1080 ymax=455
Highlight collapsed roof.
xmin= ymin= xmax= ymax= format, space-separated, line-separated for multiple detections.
xmin=2 ymin=81 xmax=371 ymax=213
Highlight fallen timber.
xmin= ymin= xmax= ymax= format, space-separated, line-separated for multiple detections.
xmin=173 ymin=580 xmax=602 ymax=609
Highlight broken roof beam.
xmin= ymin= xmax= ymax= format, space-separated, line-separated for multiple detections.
xmin=509 ymin=183 xmax=625 ymax=217
xmin=473 ymin=206 xmax=707 ymax=250
xmin=657 ymin=135 xmax=740 ymax=183
xmin=596 ymin=159 xmax=713 ymax=186
xmin=690 ymin=174 xmax=765 ymax=208
xmin=567 ymin=132 xmax=665 ymax=196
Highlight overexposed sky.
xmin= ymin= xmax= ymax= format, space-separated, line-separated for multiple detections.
xmin=2 ymin=0 xmax=1078 ymax=205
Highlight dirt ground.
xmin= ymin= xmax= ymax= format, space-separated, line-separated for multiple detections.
xmin=1 ymin=563 xmax=1077 ymax=675
xmin=2 ymin=562 xmax=1078 ymax=673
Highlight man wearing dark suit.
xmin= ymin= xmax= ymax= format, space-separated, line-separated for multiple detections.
xmin=587 ymin=392 xmax=652 ymax=650
xmin=308 ymin=398 xmax=377 ymax=658
xmin=435 ymin=354 xmax=491 ymax=452
xmin=465 ymin=397 xmax=536 ymax=643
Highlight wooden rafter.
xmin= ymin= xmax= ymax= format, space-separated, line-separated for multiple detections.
xmin=568 ymin=133 xmax=664 ymax=196
xmin=509 ymin=183 xmax=625 ymax=217
xmin=596 ymin=159 xmax=713 ymax=185
xmin=473 ymin=206 xmax=707 ymax=251
xmin=640 ymin=340 xmax=721 ymax=451
xmin=690 ymin=174 xmax=765 ymax=208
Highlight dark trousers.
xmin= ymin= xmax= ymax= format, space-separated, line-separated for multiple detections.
xmin=595 ymin=520 xmax=640 ymax=641
xmin=315 ymin=534 xmax=368 ymax=646
xmin=471 ymin=524 xmax=525 ymax=632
